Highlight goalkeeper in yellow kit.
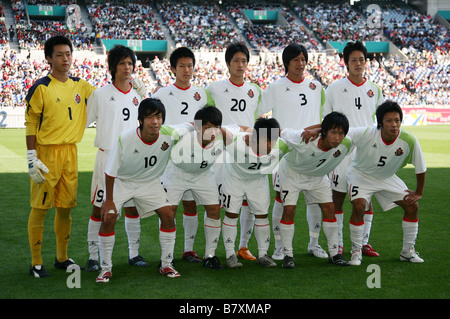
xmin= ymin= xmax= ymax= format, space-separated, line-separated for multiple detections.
xmin=25 ymin=36 xmax=96 ymax=278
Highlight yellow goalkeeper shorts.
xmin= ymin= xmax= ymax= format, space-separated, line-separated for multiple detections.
xmin=30 ymin=144 xmax=78 ymax=209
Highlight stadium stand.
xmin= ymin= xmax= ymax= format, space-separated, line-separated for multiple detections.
xmin=157 ymin=0 xmax=240 ymax=52
xmin=86 ymin=0 xmax=166 ymax=41
xmin=0 ymin=0 xmax=448 ymax=109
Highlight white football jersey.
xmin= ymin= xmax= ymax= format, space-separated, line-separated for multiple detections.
xmin=170 ymin=130 xmax=224 ymax=175
xmin=350 ymin=126 xmax=426 ymax=179
xmin=152 ymin=84 xmax=214 ymax=124
xmin=280 ymin=128 xmax=354 ymax=177
xmin=258 ymin=77 xmax=325 ymax=129
xmin=105 ymin=125 xmax=187 ymax=182
xmin=224 ymin=132 xmax=286 ymax=180
xmin=86 ymin=83 xmax=141 ymax=152
xmin=323 ymin=77 xmax=384 ymax=127
xmin=207 ymin=79 xmax=261 ymax=127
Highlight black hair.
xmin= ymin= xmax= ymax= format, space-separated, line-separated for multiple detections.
xmin=253 ymin=117 xmax=280 ymax=143
xmin=343 ymin=41 xmax=367 ymax=66
xmin=138 ymin=98 xmax=166 ymax=128
xmin=225 ymin=42 xmax=250 ymax=65
xmin=107 ymin=45 xmax=136 ymax=81
xmin=321 ymin=112 xmax=350 ymax=137
xmin=44 ymin=35 xmax=73 ymax=63
xmin=282 ymin=43 xmax=308 ymax=74
xmin=169 ymin=47 xmax=196 ymax=69
xmin=194 ymin=106 xmax=222 ymax=128
xmin=376 ymin=100 xmax=403 ymax=129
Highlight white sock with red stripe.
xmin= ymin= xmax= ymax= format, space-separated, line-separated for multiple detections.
xmin=87 ymin=215 xmax=101 ymax=260
xmin=159 ymin=228 xmax=176 ymax=268
xmin=99 ymin=232 xmax=115 ymax=271
xmin=322 ymin=218 xmax=338 ymax=257
xmin=222 ymin=216 xmax=238 ymax=259
xmin=362 ymin=211 xmax=374 ymax=246
xmin=271 ymin=197 xmax=284 ymax=250
xmin=279 ymin=220 xmax=294 ymax=257
xmin=402 ymin=218 xmax=419 ymax=253
xmin=239 ymin=204 xmax=254 ymax=249
xmin=307 ymin=204 xmax=322 ymax=247
xmin=183 ymin=211 xmax=198 ymax=252
xmin=204 ymin=217 xmax=221 ymax=257
xmin=335 ymin=210 xmax=344 ymax=249
xmin=350 ymin=221 xmax=364 ymax=253
xmin=125 ymin=214 xmax=140 ymax=259
xmin=254 ymin=217 xmax=270 ymax=258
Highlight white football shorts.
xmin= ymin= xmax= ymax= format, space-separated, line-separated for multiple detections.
xmin=161 ymin=165 xmax=220 ymax=206
xmin=278 ymin=161 xmax=332 ymax=206
xmin=90 ymin=149 xmax=134 ymax=208
xmin=165 ymin=161 xmax=194 ymax=201
xmin=221 ymin=173 xmax=270 ymax=216
xmin=112 ymin=178 xmax=170 ymax=219
xmin=329 ymin=149 xmax=355 ymax=193
xmin=347 ymin=166 xmax=409 ymax=211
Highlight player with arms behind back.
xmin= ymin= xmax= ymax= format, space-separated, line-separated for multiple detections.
xmin=207 ymin=43 xmax=262 ymax=261
xmin=323 ymin=41 xmax=384 ymax=257
xmin=153 ymin=47 xmax=214 ymax=263
xmin=85 ymin=45 xmax=148 ymax=272
xmin=257 ymin=43 xmax=327 ymax=260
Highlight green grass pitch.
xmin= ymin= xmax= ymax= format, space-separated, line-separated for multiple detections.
xmin=0 ymin=126 xmax=449 ymax=304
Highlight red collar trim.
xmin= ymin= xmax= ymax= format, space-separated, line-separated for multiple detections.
xmin=229 ymin=79 xmax=244 ymax=87
xmin=380 ymin=129 xmax=399 ymax=145
xmin=113 ymin=82 xmax=132 ymax=94
xmin=286 ymin=76 xmax=305 ymax=84
xmin=136 ymin=127 xmax=159 ymax=145
xmin=317 ymin=137 xmax=330 ymax=152
xmin=174 ymin=83 xmax=191 ymax=91
xmin=347 ymin=77 xmax=367 ymax=87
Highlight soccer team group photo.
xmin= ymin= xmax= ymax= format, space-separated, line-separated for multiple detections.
xmin=0 ymin=0 xmax=449 ymax=300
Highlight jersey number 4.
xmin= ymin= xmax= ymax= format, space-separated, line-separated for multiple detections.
xmin=355 ymin=97 xmax=362 ymax=110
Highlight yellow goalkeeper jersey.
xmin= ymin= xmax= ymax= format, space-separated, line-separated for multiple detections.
xmin=25 ymin=74 xmax=96 ymax=145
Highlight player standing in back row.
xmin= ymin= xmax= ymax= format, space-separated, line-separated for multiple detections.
xmin=25 ymin=35 xmax=96 ymax=278
xmin=153 ymin=47 xmax=214 ymax=263
xmin=257 ymin=43 xmax=326 ymax=260
xmin=323 ymin=41 xmax=384 ymax=257
xmin=207 ymin=43 xmax=262 ymax=261
xmin=85 ymin=45 xmax=148 ymax=272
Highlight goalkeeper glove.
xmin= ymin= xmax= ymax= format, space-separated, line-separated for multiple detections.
xmin=27 ymin=150 xmax=49 ymax=184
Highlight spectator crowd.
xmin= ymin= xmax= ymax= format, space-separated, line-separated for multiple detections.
xmin=0 ymin=0 xmax=448 ymax=108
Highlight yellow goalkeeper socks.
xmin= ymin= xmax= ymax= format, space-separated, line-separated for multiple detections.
xmin=28 ymin=208 xmax=48 ymax=266
xmin=55 ymin=207 xmax=72 ymax=263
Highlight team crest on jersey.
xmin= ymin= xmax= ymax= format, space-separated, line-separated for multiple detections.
xmin=247 ymin=89 xmax=254 ymax=98
xmin=74 ymin=93 xmax=81 ymax=104
xmin=161 ymin=142 xmax=169 ymax=151
xmin=333 ymin=150 xmax=341 ymax=158
xmin=133 ymin=97 xmax=139 ymax=106
xmin=367 ymin=89 xmax=374 ymax=98
xmin=193 ymin=92 xmax=201 ymax=101
xmin=309 ymin=82 xmax=316 ymax=90
xmin=395 ymin=148 xmax=404 ymax=156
